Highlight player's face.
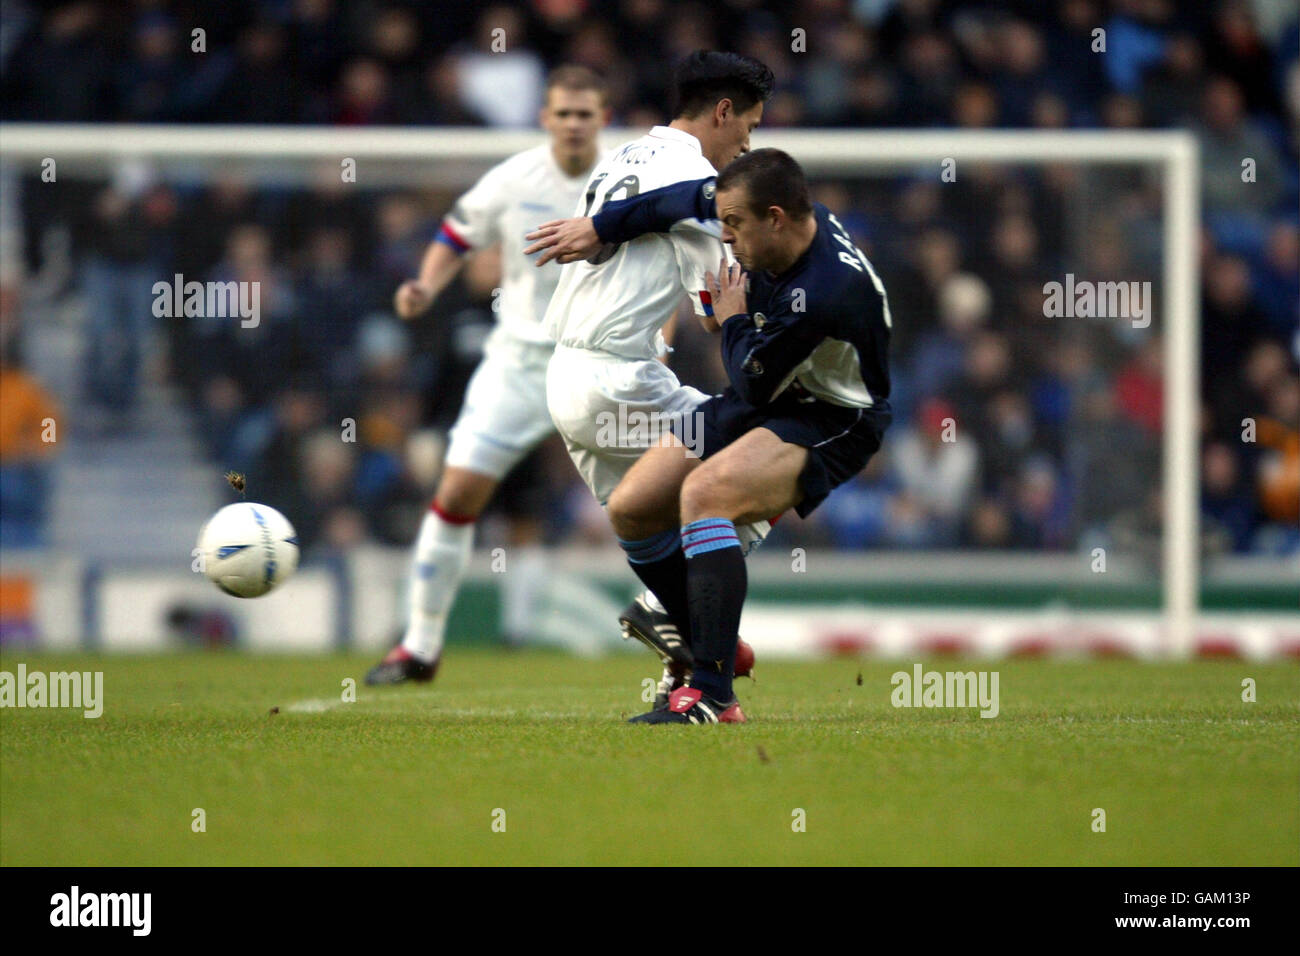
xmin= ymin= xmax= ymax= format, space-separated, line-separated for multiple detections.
xmin=716 ymin=185 xmax=778 ymax=271
xmin=541 ymin=88 xmax=607 ymax=156
xmin=715 ymin=101 xmax=764 ymax=168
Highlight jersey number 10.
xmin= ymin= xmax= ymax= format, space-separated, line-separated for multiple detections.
xmin=582 ymin=174 xmax=641 ymax=265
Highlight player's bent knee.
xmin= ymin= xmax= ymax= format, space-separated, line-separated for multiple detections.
xmin=606 ymin=485 xmax=638 ymax=537
xmin=680 ymin=466 xmax=739 ymax=523
xmin=608 ymin=482 xmax=670 ymax=539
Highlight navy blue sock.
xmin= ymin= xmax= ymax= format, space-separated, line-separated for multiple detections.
xmin=617 ymin=529 xmax=692 ymax=642
xmin=681 ymin=518 xmax=747 ymax=702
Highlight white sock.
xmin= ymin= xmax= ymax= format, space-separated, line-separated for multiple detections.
xmin=501 ymin=545 xmax=547 ymax=642
xmin=401 ymin=509 xmax=475 ymax=662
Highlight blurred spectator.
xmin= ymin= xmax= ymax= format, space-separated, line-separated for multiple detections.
xmin=990 ymin=19 xmax=1052 ymax=128
xmin=1102 ymin=0 xmax=1173 ymax=96
xmin=1009 ymin=456 xmax=1070 ymax=549
xmin=288 ymin=0 xmax=346 ymax=98
xmin=295 ymin=226 xmax=373 ymax=385
xmin=887 ymin=224 xmax=960 ymax=354
xmin=1201 ymin=253 xmax=1275 ymax=440
xmin=212 ymin=20 xmax=298 ymax=124
xmin=246 ymin=389 xmax=332 ymax=548
xmin=1253 ymin=222 xmax=1300 ymax=337
xmin=985 ymin=213 xmax=1043 ymax=318
xmin=374 ymin=195 xmax=436 ymax=293
xmin=80 ymin=165 xmax=175 ymax=428
xmin=330 ymin=58 xmax=396 ymax=125
xmin=0 ymin=342 xmax=61 ymax=548
xmin=368 ymin=7 xmax=425 ymax=109
xmin=897 ymin=31 xmax=960 ymax=127
xmin=116 ymin=12 xmax=182 ymax=121
xmin=1201 ymin=440 xmax=1256 ymax=553
xmin=890 ymin=397 xmax=980 ymax=544
xmin=455 ymin=5 xmax=545 ymax=127
xmin=1 ymin=2 xmax=111 ymax=120
xmin=406 ymin=55 xmax=484 ymax=125
xmin=1197 ymin=77 xmax=1285 ymax=227
xmin=951 ymin=81 xmax=999 ymax=128
xmin=1071 ymin=381 xmax=1158 ymax=545
xmin=1140 ymin=33 xmax=1206 ymax=127
xmin=173 ymin=173 xmax=268 ymax=284
xmin=946 ymin=331 xmax=1021 ymax=488
xmin=348 ymin=316 xmax=427 ymax=545
xmin=1047 ymin=0 xmax=1109 ymax=118
xmin=907 ymin=272 xmax=991 ymax=403
xmin=191 ymin=224 xmax=297 ymax=458
xmin=299 ymin=430 xmax=368 ymax=552
xmin=1253 ymin=412 xmax=1299 ymax=541
xmin=1206 ymin=0 xmax=1282 ymax=115
xmin=1114 ymin=335 xmax=1163 ymax=436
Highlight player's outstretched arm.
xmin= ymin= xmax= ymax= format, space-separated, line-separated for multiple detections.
xmin=524 ymin=177 xmax=719 ymax=266
xmin=400 ymin=160 xmax=505 ymax=317
xmin=594 ymin=177 xmax=717 ymax=244
xmin=394 ymin=237 xmax=466 ymax=319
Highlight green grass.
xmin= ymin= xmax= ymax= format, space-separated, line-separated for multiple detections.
xmin=1 ymin=651 xmax=1296 ymax=866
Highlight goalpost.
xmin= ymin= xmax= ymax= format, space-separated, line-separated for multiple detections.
xmin=0 ymin=124 xmax=1201 ymax=654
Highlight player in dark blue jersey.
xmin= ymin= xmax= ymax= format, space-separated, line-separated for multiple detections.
xmin=526 ymin=148 xmax=893 ymax=724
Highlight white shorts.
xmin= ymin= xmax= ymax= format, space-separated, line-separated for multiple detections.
xmin=546 ymin=344 xmax=707 ymax=505
xmin=444 ymin=329 xmax=556 ymax=479
xmin=546 ymin=344 xmax=770 ymax=551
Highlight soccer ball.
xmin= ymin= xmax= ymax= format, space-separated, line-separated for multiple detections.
xmin=197 ymin=503 xmax=299 ymax=598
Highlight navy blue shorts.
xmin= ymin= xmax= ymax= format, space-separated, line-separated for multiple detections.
xmin=675 ymin=387 xmax=891 ymax=518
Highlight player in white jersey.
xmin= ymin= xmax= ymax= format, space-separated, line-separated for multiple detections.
xmin=528 ymin=51 xmax=775 ymax=708
xmin=366 ymin=67 xmax=612 ymax=685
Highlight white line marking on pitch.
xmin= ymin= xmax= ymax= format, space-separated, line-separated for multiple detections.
xmin=285 ymin=698 xmax=344 ymax=713
xmin=283 ymin=691 xmax=594 ymax=719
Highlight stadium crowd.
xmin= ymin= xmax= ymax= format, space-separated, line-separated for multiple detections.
xmin=1 ymin=0 xmax=1296 ymax=556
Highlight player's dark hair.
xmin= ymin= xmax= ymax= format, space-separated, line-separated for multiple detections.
xmin=671 ymin=50 xmax=774 ymax=119
xmin=546 ymin=64 xmax=608 ymax=104
xmin=716 ymin=148 xmax=813 ymax=221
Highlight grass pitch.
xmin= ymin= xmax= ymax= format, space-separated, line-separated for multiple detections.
xmin=1 ymin=650 xmax=1296 ymax=866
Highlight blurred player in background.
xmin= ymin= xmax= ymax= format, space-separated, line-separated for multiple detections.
xmin=528 ymin=51 xmax=774 ymax=708
xmin=365 ymin=66 xmax=611 ymax=684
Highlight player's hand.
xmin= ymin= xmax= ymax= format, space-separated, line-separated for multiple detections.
xmin=524 ymin=218 xmax=601 ymax=266
xmin=702 ymin=259 xmax=747 ymax=333
xmin=394 ymin=279 xmax=435 ymax=319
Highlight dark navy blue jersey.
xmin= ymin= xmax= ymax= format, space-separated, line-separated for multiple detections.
xmin=593 ymin=177 xmax=893 ymax=410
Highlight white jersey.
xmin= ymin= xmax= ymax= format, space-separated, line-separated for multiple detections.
xmin=438 ymin=143 xmax=594 ymax=345
xmin=543 ymin=126 xmax=731 ymax=359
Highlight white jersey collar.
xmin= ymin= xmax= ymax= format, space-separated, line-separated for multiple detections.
xmin=647 ymin=125 xmax=703 ymax=153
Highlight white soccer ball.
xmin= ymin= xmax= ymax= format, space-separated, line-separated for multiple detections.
xmin=197 ymin=503 xmax=299 ymax=598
